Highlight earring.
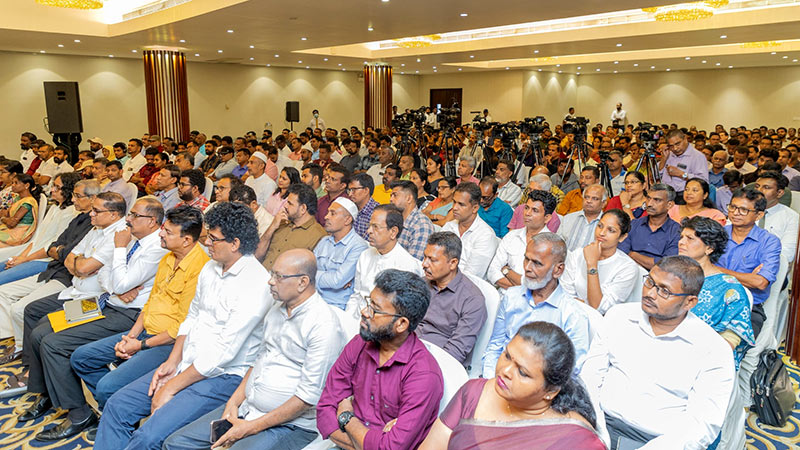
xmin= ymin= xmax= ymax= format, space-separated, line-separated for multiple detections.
xmin=545 ymin=396 xmax=550 ymax=400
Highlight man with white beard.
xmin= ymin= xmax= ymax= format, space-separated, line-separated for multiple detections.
xmin=481 ymin=232 xmax=591 ymax=378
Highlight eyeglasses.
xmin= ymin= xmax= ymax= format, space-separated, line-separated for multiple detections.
xmin=206 ymin=233 xmax=227 ymax=244
xmin=643 ymin=275 xmax=693 ymax=300
xmin=271 ymin=272 xmax=307 ymax=281
xmin=73 ymin=192 xmax=89 ymax=199
xmin=179 ymin=182 xmax=193 ymax=188
xmin=359 ymin=296 xmax=402 ymax=319
xmin=345 ymin=186 xmax=368 ymax=194
xmin=51 ymin=185 xmax=63 ymax=192
xmin=727 ymin=204 xmax=758 ymax=215
xmin=91 ymin=208 xmax=112 ymax=215
xmin=127 ymin=211 xmax=154 ymax=219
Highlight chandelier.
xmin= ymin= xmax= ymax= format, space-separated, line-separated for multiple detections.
xmin=394 ymin=35 xmax=441 ymax=49
xmin=741 ymin=41 xmax=780 ymax=48
xmin=36 ymin=0 xmax=103 ymax=9
xmin=643 ymin=1 xmax=729 ymax=22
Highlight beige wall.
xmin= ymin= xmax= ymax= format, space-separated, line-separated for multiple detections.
xmin=417 ymin=70 xmax=524 ymax=123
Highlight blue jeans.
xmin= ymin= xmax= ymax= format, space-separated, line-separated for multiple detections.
xmin=94 ymin=369 xmax=241 ymax=450
xmin=0 ymin=260 xmax=49 ymax=286
xmin=163 ymin=404 xmax=317 ymax=450
xmin=70 ymin=331 xmax=173 ymax=409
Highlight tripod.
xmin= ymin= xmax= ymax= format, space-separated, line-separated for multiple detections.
xmin=558 ymin=137 xmax=590 ymax=190
xmin=597 ymin=157 xmax=615 ymax=198
xmin=634 ymin=148 xmax=662 ymax=186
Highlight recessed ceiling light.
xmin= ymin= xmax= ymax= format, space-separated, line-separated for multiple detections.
xmin=368 ymin=26 xmax=374 ymax=31
xmin=685 ymin=57 xmax=691 ymax=60
xmin=577 ymin=66 xmax=581 ymax=69
xmin=179 ymin=39 xmax=185 ymax=43
xmin=720 ymin=35 xmax=727 ymax=39
xmin=400 ymin=63 xmax=405 ymax=67
xmin=382 ymin=0 xmax=389 ymax=2
xmin=666 ymin=68 xmax=671 ymax=71
xmin=556 ymin=64 xmax=560 ymax=67
xmin=108 ymin=55 xmax=114 ymax=58
xmin=249 ymin=57 xmax=254 ymax=60
xmin=596 ymin=68 xmax=600 ymax=71
xmin=324 ymin=58 xmax=328 ymax=61
xmin=57 ymin=44 xmax=64 ymax=48
xmin=300 ymin=37 xmax=307 ymax=41
xmin=534 ymin=50 xmax=539 ymax=54
xmin=616 ymin=43 xmax=622 ymax=47
xmin=74 ymin=39 xmax=80 ymax=43
xmin=306 ymin=66 xmax=310 ymax=69
xmin=505 ymin=67 xmax=510 ymax=70
xmin=415 ymin=70 xmax=419 ymax=73
xmin=267 ymin=64 xmax=271 ymax=67
xmin=469 ymin=55 xmax=474 ymax=58
xmin=227 ymin=29 xmax=234 ymax=33
xmin=538 ymin=69 xmax=542 ymax=72
xmin=633 ymin=63 xmax=638 ymax=67
xmin=218 ymin=50 xmax=223 ymax=53
xmin=715 ymin=62 xmax=721 ymax=66
xmin=613 ymin=61 xmax=618 ymax=64
xmin=338 ymin=63 xmax=342 ymax=66
xmin=298 ymin=60 xmax=302 ymax=63
xmin=433 ymin=66 xmax=437 ymax=69
xmin=195 ymin=53 xmax=199 ymax=56
xmin=458 ymin=68 xmax=462 ymax=71
xmin=576 ymin=72 xmax=580 ymax=75
xmin=771 ymin=51 xmax=777 ymax=55
xmin=728 ymin=65 xmax=733 ymax=68
xmin=363 ymin=61 xmax=368 ymax=64
xmin=249 ymin=45 xmax=254 ymax=49
xmin=782 ymin=55 xmax=788 ymax=59
xmin=558 ymin=70 xmax=562 ymax=73
xmin=39 ymin=50 xmax=45 ymax=53
xmin=401 ymin=71 xmax=404 ymax=74
xmin=460 ymin=13 xmax=468 ymax=17
xmin=416 ymin=58 xmax=421 ymax=62
xmin=434 ymin=69 xmax=437 ymax=72
xmin=342 ymin=68 xmax=346 ymax=71
xmin=650 ymin=66 xmax=655 ymax=69
xmin=274 ymin=54 xmax=279 ymax=57
xmin=614 ymin=70 xmax=618 ymax=73
xmin=132 ymin=50 xmax=137 ymax=53
xmin=793 ymin=59 xmax=798 ymax=62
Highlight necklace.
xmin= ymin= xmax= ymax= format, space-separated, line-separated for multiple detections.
xmin=506 ymin=401 xmax=550 ymax=419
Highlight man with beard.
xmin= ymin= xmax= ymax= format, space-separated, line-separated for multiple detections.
xmin=316 ymin=269 xmax=443 ymax=450
xmin=338 ymin=138 xmax=361 ymax=173
xmin=482 ymin=232 xmax=590 ymax=378
xmin=582 ymin=256 xmax=734 ymax=448
xmin=176 ymin=169 xmax=209 ymax=211
xmin=20 ymin=132 xmax=39 ymax=172
xmin=617 ymin=183 xmax=680 ymax=270
xmin=35 ymin=145 xmax=74 ymax=195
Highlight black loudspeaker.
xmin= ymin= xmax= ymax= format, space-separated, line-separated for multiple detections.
xmin=285 ymin=101 xmax=300 ymax=122
xmin=44 ymin=81 xmax=83 ymax=134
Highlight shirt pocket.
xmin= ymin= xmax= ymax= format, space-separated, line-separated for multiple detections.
xmin=380 ymin=397 xmax=401 ymax=420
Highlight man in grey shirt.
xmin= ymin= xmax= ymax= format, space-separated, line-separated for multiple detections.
xmin=416 ymin=231 xmax=486 ymax=365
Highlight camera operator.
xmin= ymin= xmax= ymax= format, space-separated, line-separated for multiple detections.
xmin=658 ymin=129 xmax=709 ymax=204
xmin=564 ymin=107 xmax=576 ymax=124
xmin=424 ymin=107 xmax=437 ymax=129
xmin=481 ymin=108 xmax=492 ymax=122
xmin=462 ymin=132 xmax=484 ymax=169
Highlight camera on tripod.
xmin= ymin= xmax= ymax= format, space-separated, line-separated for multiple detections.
xmin=391 ymin=106 xmax=426 ymax=132
xmin=520 ymin=116 xmax=547 ymax=135
xmin=491 ymin=122 xmax=519 ymax=147
xmin=598 ymin=150 xmax=611 ymax=162
xmin=563 ymin=116 xmax=590 ymax=137
xmin=436 ymin=103 xmax=461 ymax=128
xmin=634 ymin=121 xmax=661 ymax=151
xmin=472 ymin=114 xmax=493 ymax=131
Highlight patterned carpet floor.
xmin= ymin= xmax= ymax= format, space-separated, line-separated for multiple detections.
xmin=0 ymin=337 xmax=798 ymax=449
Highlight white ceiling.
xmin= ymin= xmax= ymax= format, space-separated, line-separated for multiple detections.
xmin=1 ymin=0 xmax=799 ymax=75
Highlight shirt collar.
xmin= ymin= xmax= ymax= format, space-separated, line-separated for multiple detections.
xmin=213 ymin=254 xmax=250 ymax=278
xmin=365 ymin=330 xmax=420 ymax=367
xmin=100 ymin=218 xmax=127 ymax=236
xmin=332 ymin=227 xmax=358 ymax=246
xmin=524 ymin=283 xmax=565 ymax=309
xmin=176 ymin=243 xmax=207 ymax=272
xmin=431 ymin=270 xmax=465 ymax=294
xmin=294 ymin=216 xmax=317 ymax=230
xmin=643 ymin=215 xmax=676 ymax=232
xmin=633 ymin=308 xmax=695 ymax=343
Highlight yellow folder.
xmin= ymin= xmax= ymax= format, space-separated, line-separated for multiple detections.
xmin=47 ymin=310 xmax=105 ymax=333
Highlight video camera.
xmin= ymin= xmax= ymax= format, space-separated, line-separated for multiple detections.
xmin=634 ymin=121 xmax=660 ymax=145
xmin=563 ymin=116 xmax=590 ymax=137
xmin=391 ymin=106 xmax=426 ymax=132
xmin=520 ymin=116 xmax=547 ymax=135
xmin=490 ymin=122 xmax=520 ymax=148
xmin=436 ymin=103 xmax=461 ymax=128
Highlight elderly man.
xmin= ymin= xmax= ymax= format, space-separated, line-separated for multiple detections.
xmin=557 ymin=184 xmax=606 ymax=252
xmin=177 ymin=169 xmax=210 ymax=211
xmin=163 ymin=249 xmax=345 ymax=450
xmin=442 ymin=182 xmax=498 ymax=279
xmin=18 ymin=195 xmax=165 ymax=440
xmin=314 ymin=198 xmax=369 ymax=309
xmin=482 ymin=232 xmax=591 ymax=377
xmin=708 ymin=150 xmax=729 ymax=188
xmin=456 ymin=155 xmax=480 ymax=185
xmin=618 ymin=183 xmax=681 ymax=270
xmin=659 ymin=129 xmax=709 ymax=201
xmin=495 ymin=159 xmax=522 ymax=207
xmin=245 ymin=152 xmax=278 ymax=206
xmin=317 ymin=269 xmax=443 ymax=450
xmin=390 ymin=180 xmax=435 ymax=260
xmin=477 ymin=176 xmax=514 ymax=238
xmin=417 ymin=232 xmax=486 ymax=365
xmin=582 ymin=256 xmax=734 ymax=448
xmin=257 ymin=183 xmax=327 ymax=270
xmin=366 ymin=145 xmax=394 ymax=188
xmin=94 ymin=202 xmax=273 ymax=450
xmin=489 ymin=190 xmax=556 ymax=290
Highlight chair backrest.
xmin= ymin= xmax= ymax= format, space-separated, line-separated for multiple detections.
xmin=791 ymin=191 xmax=800 ymax=216
xmin=37 ymin=193 xmax=48 ymax=225
xmin=421 ymin=339 xmax=469 ymax=412
xmin=625 ymin=264 xmax=648 ymax=304
xmin=330 ymin=304 xmax=359 ymax=340
xmin=575 ymin=299 xmax=605 ymax=346
xmin=464 ymin=273 xmax=501 ymax=378
xmin=124 ymin=182 xmax=138 ymax=213
xmin=204 ymin=177 xmax=214 ymax=200
xmin=762 ymin=255 xmax=789 ymax=347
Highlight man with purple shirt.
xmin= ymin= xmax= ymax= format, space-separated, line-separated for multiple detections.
xmin=316 ymin=269 xmax=443 ymax=450
xmin=658 ymin=129 xmax=709 ymax=203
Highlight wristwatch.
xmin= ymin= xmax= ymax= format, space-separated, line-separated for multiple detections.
xmin=502 ymin=266 xmax=510 ymax=276
xmin=681 ymin=172 xmax=688 ymax=180
xmin=623 ymin=204 xmax=631 ymax=209
xmin=338 ymin=411 xmax=355 ymax=432
xmin=140 ymin=339 xmax=150 ymax=351
xmin=587 ymin=268 xmax=599 ymax=276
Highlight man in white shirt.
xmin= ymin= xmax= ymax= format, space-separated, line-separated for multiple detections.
xmin=19 ymin=196 xmax=167 ymax=441
xmin=581 ymin=256 xmax=735 ymax=449
xmin=442 ymin=182 xmax=498 ymax=279
xmin=95 ymin=202 xmax=273 ymax=450
xmin=777 ymin=148 xmax=800 ymax=184
xmin=122 ymin=139 xmax=147 ymax=182
xmin=755 ymin=171 xmax=799 ymax=264
xmin=557 ymin=184 xmax=606 ymax=251
xmin=725 ymin=146 xmax=757 ymax=175
xmin=309 ymin=109 xmax=326 ymax=131
xmin=163 ymin=249 xmax=345 ymax=450
xmin=345 ymin=204 xmax=423 ymax=317
xmin=495 ymin=159 xmax=522 ymax=207
xmin=489 ymin=190 xmax=555 ymax=289
xmin=244 ymin=152 xmax=277 ymax=207
xmin=610 ymin=102 xmax=627 ymax=127
xmin=366 ymin=146 xmax=394 ymax=189
xmin=34 ymin=145 xmax=74 ymax=195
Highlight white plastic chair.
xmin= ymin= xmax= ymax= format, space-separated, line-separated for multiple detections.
xmin=122 ymin=182 xmax=138 ymax=213
xmin=463 ymin=273 xmax=500 ymax=378
xmin=625 ymin=264 xmax=648 ymax=304
xmin=718 ymin=375 xmax=746 ymax=449
xmin=331 ymin=304 xmax=359 ymax=340
xmin=791 ymin=191 xmax=800 ymax=216
xmin=37 ymin=193 xmax=48 ymax=225
xmin=203 ymin=177 xmax=214 ymax=200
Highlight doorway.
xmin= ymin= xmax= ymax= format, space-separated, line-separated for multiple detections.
xmin=429 ymin=88 xmax=463 ymax=125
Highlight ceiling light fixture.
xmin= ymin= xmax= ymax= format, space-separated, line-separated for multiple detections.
xmin=720 ymin=34 xmax=727 ymax=39
xmin=613 ymin=61 xmax=619 ymax=64
xmin=644 ymin=1 xmax=728 ymax=22
xmin=458 ymin=68 xmax=462 ymax=71
xmin=728 ymin=65 xmax=733 ymax=68
xmin=534 ymin=50 xmax=539 ymax=53
xmin=298 ymin=60 xmax=302 ymax=63
xmin=227 ymin=29 xmax=234 ymax=33
xmin=614 ymin=70 xmax=618 ymax=73
xmin=36 ymin=0 xmax=102 ymax=10
xmin=782 ymin=55 xmax=788 ymax=59
xmin=249 ymin=45 xmax=254 ymax=48
xmin=132 ymin=50 xmax=137 ymax=53
xmin=108 ymin=55 xmax=114 ymax=58
xmin=460 ymin=13 xmax=468 ymax=17
xmin=218 ymin=50 xmax=223 ymax=53
xmin=179 ymin=39 xmax=185 ymax=43
xmin=633 ymin=63 xmax=638 ymax=67
xmin=368 ymin=26 xmax=374 ymax=31
xmin=249 ymin=57 xmax=254 ymax=60
xmin=58 ymin=44 xmax=64 ymax=47
xmin=666 ymin=68 xmax=671 ymax=71
xmin=505 ymin=67 xmax=509 ymax=70
xmin=596 ymin=68 xmax=600 ymax=71
xmin=301 ymin=37 xmax=307 ymax=41
xmin=577 ymin=66 xmax=581 ymax=69
xmin=195 ymin=53 xmax=199 ymax=56
xmin=338 ymin=63 xmax=342 ymax=66
xmin=39 ymin=50 xmax=45 ymax=53
xmin=650 ymin=65 xmax=655 ymax=69
xmin=400 ymin=63 xmax=405 ymax=66
xmin=616 ymin=43 xmax=622 ymax=47
xmin=469 ymin=55 xmax=474 ymax=58
xmin=395 ymin=35 xmax=441 ymax=48
xmin=324 ymin=58 xmax=328 ymax=61
xmin=538 ymin=69 xmax=542 ymax=72
xmin=416 ymin=58 xmax=421 ymax=62
xmin=267 ymin=64 xmax=271 ymax=67
xmin=274 ymin=54 xmax=279 ymax=57
xmin=715 ymin=62 xmax=721 ymax=65
xmin=702 ymin=60 xmax=707 ymax=63
xmin=74 ymin=39 xmax=80 ymax=43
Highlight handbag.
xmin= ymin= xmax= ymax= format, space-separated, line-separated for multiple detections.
xmin=749 ymin=349 xmax=796 ymax=427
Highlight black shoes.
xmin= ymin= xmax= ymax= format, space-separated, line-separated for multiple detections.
xmin=34 ymin=413 xmax=98 ymax=441
xmin=18 ymin=395 xmax=51 ymax=421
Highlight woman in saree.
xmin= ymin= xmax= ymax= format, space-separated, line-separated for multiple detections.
xmin=0 ymin=174 xmax=42 ymax=248
xmin=422 ymin=176 xmax=457 ymax=226
xmin=419 ymin=321 xmax=605 ymax=450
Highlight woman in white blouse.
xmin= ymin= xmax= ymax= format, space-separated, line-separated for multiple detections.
xmin=560 ymin=208 xmax=640 ymax=314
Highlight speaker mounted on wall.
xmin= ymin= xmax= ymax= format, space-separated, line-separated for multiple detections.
xmin=286 ymin=101 xmax=300 ymax=122
xmin=43 ymin=81 xmax=84 ymax=134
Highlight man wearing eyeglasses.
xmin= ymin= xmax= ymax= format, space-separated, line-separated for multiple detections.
xmin=317 ymin=269 xmax=443 ymax=450
xmin=658 ymin=129 xmax=709 ymax=203
xmin=582 ymin=256 xmax=735 ymax=449
xmin=347 ymin=173 xmax=379 ymax=240
xmin=17 ymin=195 xmax=168 ymax=440
xmin=176 ymin=169 xmax=210 ymax=211
xmin=716 ymin=188 xmax=781 ymax=338
xmin=618 ymin=184 xmax=681 ymax=270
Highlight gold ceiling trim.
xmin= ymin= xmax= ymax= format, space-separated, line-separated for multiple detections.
xmin=36 ymin=0 xmax=103 ymax=9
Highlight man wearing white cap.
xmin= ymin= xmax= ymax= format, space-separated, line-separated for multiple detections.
xmin=88 ymin=137 xmax=104 ymax=158
xmin=244 ymin=152 xmax=277 ymax=207
xmin=313 ymin=198 xmax=369 ymax=309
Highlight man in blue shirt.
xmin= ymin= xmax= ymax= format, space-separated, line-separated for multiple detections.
xmin=482 ymin=232 xmax=590 ymax=378
xmin=313 ymin=198 xmax=368 ymax=309
xmin=618 ymin=183 xmax=681 ymax=270
xmin=717 ymin=188 xmax=782 ymax=338
xmin=477 ymin=177 xmax=514 ymax=238
xmin=708 ymin=150 xmax=728 ymax=188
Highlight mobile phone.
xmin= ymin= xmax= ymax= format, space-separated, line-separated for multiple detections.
xmin=210 ymin=418 xmax=233 ymax=443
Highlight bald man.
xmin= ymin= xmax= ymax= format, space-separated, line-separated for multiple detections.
xmin=163 ymin=249 xmax=346 ymax=450
xmin=557 ymin=184 xmax=607 ymax=252
xmin=709 ymin=150 xmax=729 ymax=189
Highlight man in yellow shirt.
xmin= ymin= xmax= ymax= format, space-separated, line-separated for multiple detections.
xmin=70 ymin=205 xmax=210 ymax=413
xmin=556 ymin=166 xmax=599 ymax=216
xmin=372 ymin=164 xmax=399 ymax=205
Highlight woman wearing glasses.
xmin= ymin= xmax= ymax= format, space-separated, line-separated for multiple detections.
xmin=677 ymin=216 xmax=754 ymax=369
xmin=604 ymin=171 xmax=648 ymax=219
xmin=422 ymin=177 xmax=457 ymax=226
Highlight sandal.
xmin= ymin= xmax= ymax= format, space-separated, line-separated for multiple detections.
xmin=0 ymin=372 xmax=28 ymax=398
xmin=0 ymin=350 xmax=21 ymax=366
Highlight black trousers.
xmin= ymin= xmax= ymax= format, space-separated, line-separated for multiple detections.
xmin=751 ymin=303 xmax=766 ymax=340
xmin=24 ymin=293 xmax=139 ymax=410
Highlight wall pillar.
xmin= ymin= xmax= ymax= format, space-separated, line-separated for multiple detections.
xmin=364 ymin=64 xmax=392 ymax=130
xmin=143 ymin=50 xmax=190 ymax=142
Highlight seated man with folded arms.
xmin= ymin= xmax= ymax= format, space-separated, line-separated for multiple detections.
xmin=314 ymin=198 xmax=368 ymax=309
xmin=482 ymin=233 xmax=590 ymax=378
xmin=489 ymin=190 xmax=556 ymax=290
xmin=442 ymin=182 xmax=498 ymax=279
xmin=417 ymin=231 xmax=486 ymax=365
xmin=94 ymin=202 xmax=273 ymax=450
xmin=317 ymin=269 xmax=443 ymax=450
xmin=163 ymin=249 xmax=346 ymax=450
xmin=70 ymin=206 xmax=209 ymax=414
xmin=617 ymin=183 xmax=681 ymax=270
xmin=18 ymin=195 xmax=167 ymax=441
xmin=581 ymin=256 xmax=735 ymax=449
